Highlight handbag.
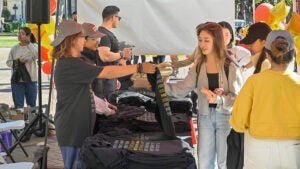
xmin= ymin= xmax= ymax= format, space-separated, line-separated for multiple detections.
xmin=11 ymin=60 xmax=32 ymax=83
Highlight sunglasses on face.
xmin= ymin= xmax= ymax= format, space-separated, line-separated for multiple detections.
xmin=114 ymin=15 xmax=122 ymax=21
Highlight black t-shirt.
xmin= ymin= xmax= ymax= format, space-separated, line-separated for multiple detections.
xmin=98 ymin=26 xmax=119 ymax=54
xmin=54 ymin=57 xmax=103 ymax=147
xmin=207 ymin=73 xmax=219 ymax=108
xmin=97 ymin=26 xmax=120 ymax=99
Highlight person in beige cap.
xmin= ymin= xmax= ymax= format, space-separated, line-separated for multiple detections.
xmin=230 ymin=30 xmax=300 ymax=169
xmin=51 ymin=20 xmax=156 ymax=169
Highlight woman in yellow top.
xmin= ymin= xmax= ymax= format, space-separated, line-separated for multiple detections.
xmin=229 ymin=30 xmax=300 ymax=169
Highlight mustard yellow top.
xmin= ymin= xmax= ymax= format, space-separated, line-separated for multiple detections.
xmin=230 ymin=69 xmax=300 ymax=139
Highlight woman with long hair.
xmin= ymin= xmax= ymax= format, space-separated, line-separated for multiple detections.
xmin=218 ymin=21 xmax=251 ymax=68
xmin=6 ymin=27 xmax=38 ymax=110
xmin=51 ymin=20 xmax=155 ymax=169
xmin=164 ymin=22 xmax=243 ymax=169
xmin=239 ymin=22 xmax=271 ymax=75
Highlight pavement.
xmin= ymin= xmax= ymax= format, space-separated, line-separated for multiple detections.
xmin=0 ymin=48 xmax=194 ymax=168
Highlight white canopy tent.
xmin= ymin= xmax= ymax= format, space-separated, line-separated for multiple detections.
xmin=78 ymin=0 xmax=234 ymax=55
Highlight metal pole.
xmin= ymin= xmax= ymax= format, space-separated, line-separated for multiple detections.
xmin=37 ymin=23 xmax=42 ymax=129
xmin=41 ymin=0 xmax=61 ymax=168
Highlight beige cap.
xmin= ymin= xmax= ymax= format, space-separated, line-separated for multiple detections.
xmin=51 ymin=20 xmax=83 ymax=47
xmin=82 ymin=22 xmax=106 ymax=38
xmin=265 ymin=30 xmax=294 ymax=51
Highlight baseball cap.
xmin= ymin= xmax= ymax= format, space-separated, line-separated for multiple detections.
xmin=265 ymin=30 xmax=294 ymax=51
xmin=240 ymin=22 xmax=271 ymax=44
xmin=82 ymin=23 xmax=106 ymax=38
xmin=51 ymin=20 xmax=83 ymax=47
xmin=118 ymin=41 xmax=135 ymax=50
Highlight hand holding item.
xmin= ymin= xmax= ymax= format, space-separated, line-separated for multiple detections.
xmin=201 ymin=87 xmax=217 ymax=103
xmin=105 ymin=99 xmax=117 ymax=116
xmin=157 ymin=62 xmax=172 ymax=69
xmin=19 ymin=56 xmax=26 ymax=63
xmin=140 ymin=62 xmax=156 ymax=74
xmin=118 ymin=58 xmax=127 ymax=66
xmin=122 ymin=47 xmax=132 ymax=60
xmin=116 ymin=80 xmax=121 ymax=90
xmin=213 ymin=88 xmax=224 ymax=96
xmin=107 ymin=102 xmax=117 ymax=116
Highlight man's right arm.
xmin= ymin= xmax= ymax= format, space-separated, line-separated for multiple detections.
xmin=98 ymin=46 xmax=123 ymax=62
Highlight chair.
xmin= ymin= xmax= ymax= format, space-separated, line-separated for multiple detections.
xmin=0 ymin=104 xmax=29 ymax=163
xmin=0 ymin=120 xmax=28 ymax=163
xmin=0 ymin=154 xmax=34 ymax=169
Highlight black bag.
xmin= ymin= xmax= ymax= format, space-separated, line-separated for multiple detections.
xmin=11 ymin=60 xmax=32 ymax=83
xmin=169 ymin=97 xmax=193 ymax=116
xmin=226 ymin=129 xmax=244 ymax=169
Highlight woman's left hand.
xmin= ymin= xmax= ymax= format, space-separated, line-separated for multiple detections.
xmin=206 ymin=93 xmax=217 ymax=103
xmin=201 ymin=87 xmax=217 ymax=103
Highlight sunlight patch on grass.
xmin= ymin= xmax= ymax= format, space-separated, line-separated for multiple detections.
xmin=0 ymin=36 xmax=18 ymax=48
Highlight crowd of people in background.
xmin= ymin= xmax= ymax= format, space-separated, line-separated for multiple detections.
xmin=6 ymin=4 xmax=300 ymax=169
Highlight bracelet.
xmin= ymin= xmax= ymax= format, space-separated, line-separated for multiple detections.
xmin=137 ymin=63 xmax=143 ymax=73
xmin=120 ymin=51 xmax=124 ymax=59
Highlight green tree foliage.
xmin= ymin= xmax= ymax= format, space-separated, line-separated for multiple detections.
xmin=1 ymin=7 xmax=11 ymax=21
xmin=235 ymin=0 xmax=293 ymax=24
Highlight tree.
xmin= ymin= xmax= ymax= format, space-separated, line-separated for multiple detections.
xmin=235 ymin=0 xmax=293 ymax=23
xmin=1 ymin=7 xmax=10 ymax=21
xmin=0 ymin=0 xmax=3 ymax=19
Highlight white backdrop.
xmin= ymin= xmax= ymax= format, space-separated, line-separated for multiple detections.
xmin=78 ymin=0 xmax=234 ymax=55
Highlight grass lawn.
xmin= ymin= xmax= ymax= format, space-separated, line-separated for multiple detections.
xmin=0 ymin=35 xmax=18 ymax=48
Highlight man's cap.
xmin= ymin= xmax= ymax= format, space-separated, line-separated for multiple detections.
xmin=240 ymin=22 xmax=271 ymax=44
xmin=265 ymin=30 xmax=294 ymax=51
xmin=82 ymin=23 xmax=106 ymax=38
xmin=51 ymin=20 xmax=82 ymax=47
xmin=118 ymin=41 xmax=135 ymax=50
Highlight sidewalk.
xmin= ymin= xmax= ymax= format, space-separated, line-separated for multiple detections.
xmin=0 ymin=48 xmax=64 ymax=168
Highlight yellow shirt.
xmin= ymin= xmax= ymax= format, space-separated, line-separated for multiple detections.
xmin=230 ymin=69 xmax=300 ymax=139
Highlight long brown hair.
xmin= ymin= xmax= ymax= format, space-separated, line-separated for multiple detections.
xmin=196 ymin=22 xmax=229 ymax=66
xmin=253 ymin=48 xmax=267 ymax=74
xmin=52 ymin=32 xmax=83 ymax=59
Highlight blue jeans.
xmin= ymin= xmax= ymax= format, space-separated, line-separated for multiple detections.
xmin=60 ymin=146 xmax=82 ymax=169
xmin=11 ymin=82 xmax=37 ymax=108
xmin=197 ymin=108 xmax=231 ymax=169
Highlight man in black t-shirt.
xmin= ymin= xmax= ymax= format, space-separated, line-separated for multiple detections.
xmin=98 ymin=5 xmax=132 ymax=99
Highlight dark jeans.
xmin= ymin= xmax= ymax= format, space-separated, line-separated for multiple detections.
xmin=11 ymin=82 xmax=37 ymax=108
